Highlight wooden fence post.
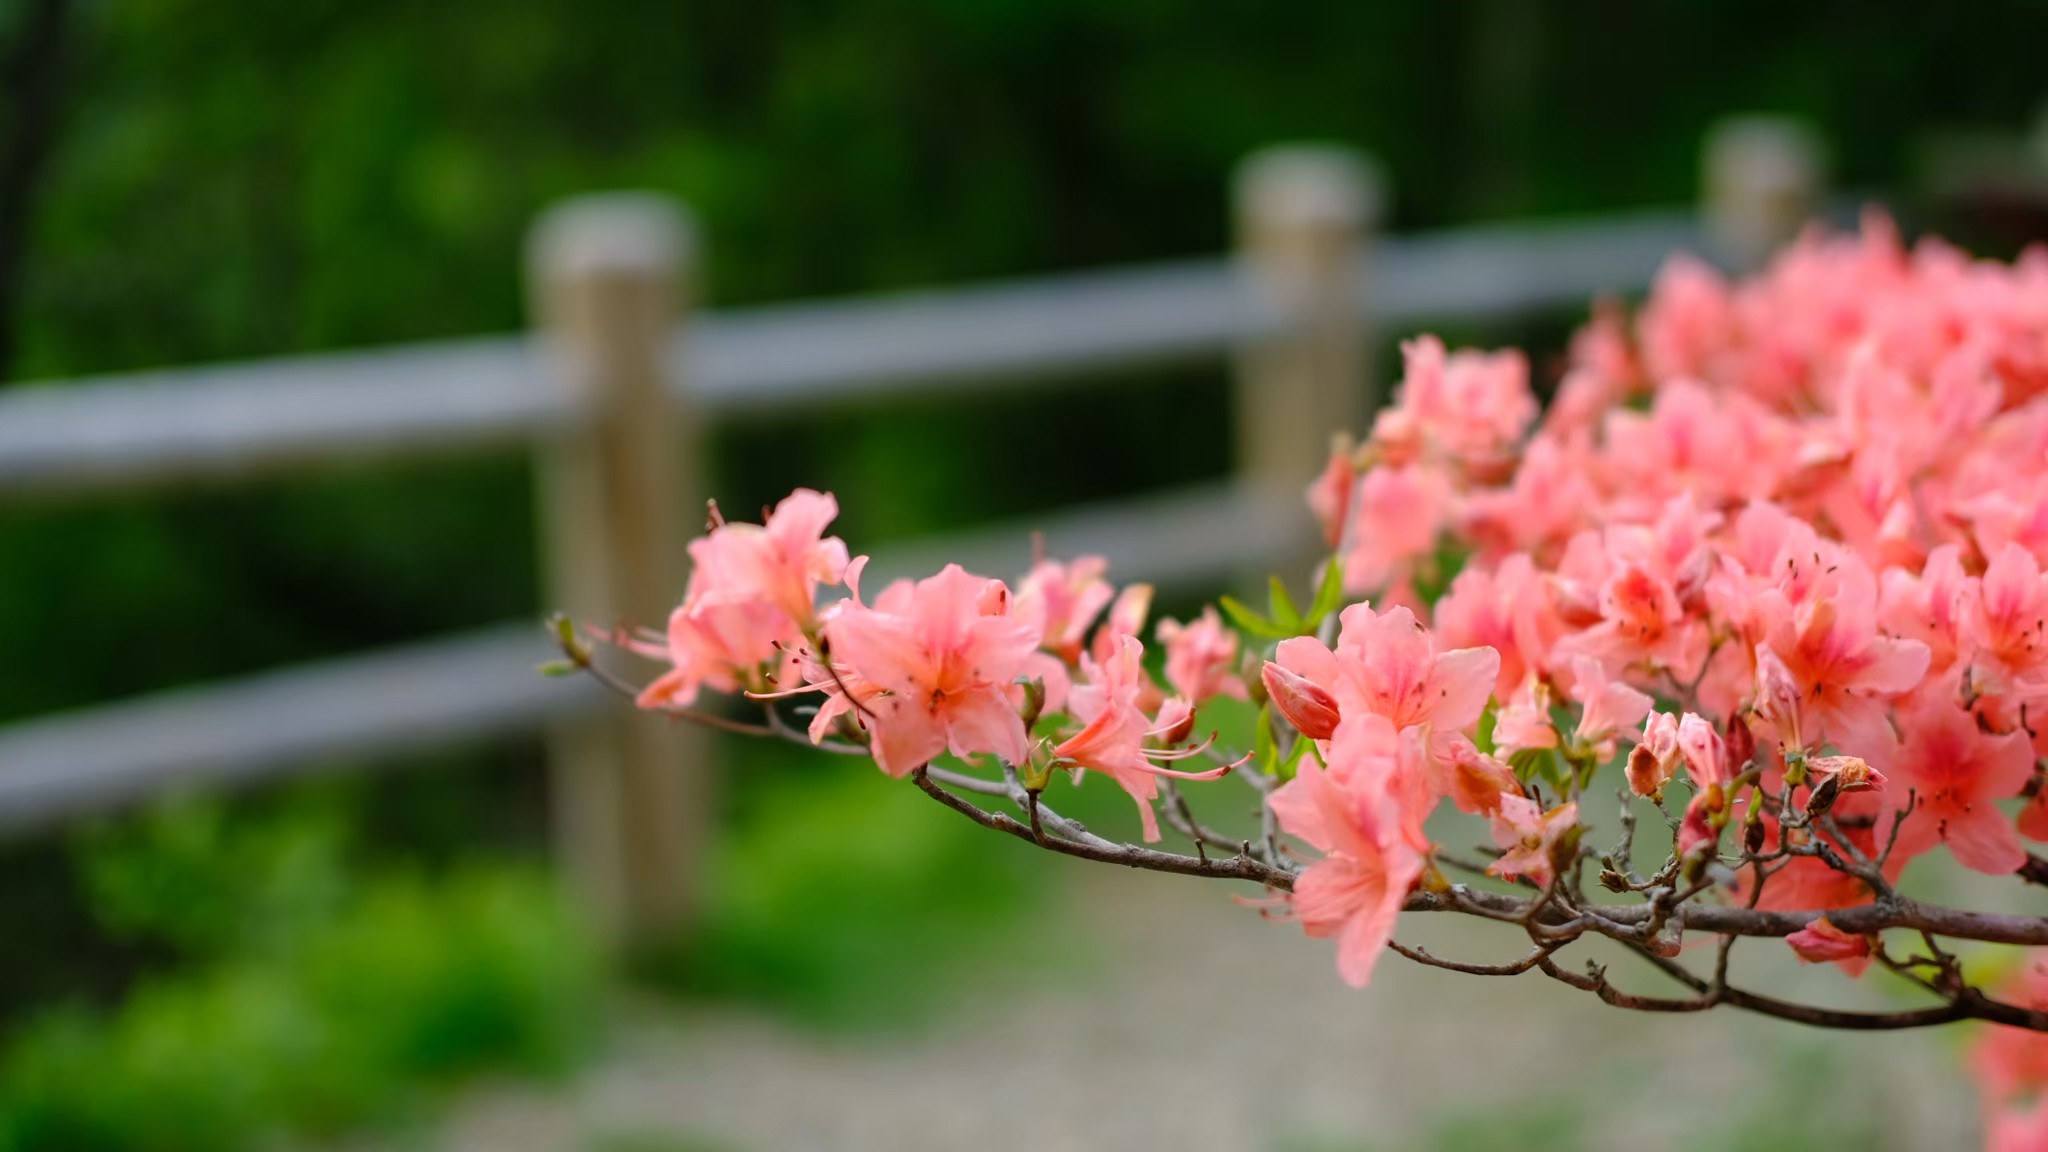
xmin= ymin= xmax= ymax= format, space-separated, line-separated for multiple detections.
xmin=528 ymin=193 xmax=707 ymax=949
xmin=1232 ymin=145 xmax=1384 ymax=569
xmin=1703 ymin=116 xmax=1823 ymax=274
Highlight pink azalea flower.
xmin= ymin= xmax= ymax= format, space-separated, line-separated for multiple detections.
xmin=1491 ymin=677 xmax=1559 ymax=757
xmin=1883 ymin=698 xmax=2035 ymax=875
xmin=631 ymin=487 xmax=852 ymax=711
xmin=1054 ymin=635 xmax=1232 ymax=842
xmin=633 ymin=593 xmax=792 ymax=711
xmin=1156 ymin=606 xmax=1246 ymax=706
xmin=1089 ymin=582 xmax=1154 ymax=665
xmin=1339 ymin=462 xmax=1454 ymax=595
xmin=1785 ymin=917 xmax=1872 ymax=977
xmin=1487 ymin=795 xmax=1578 ymax=889
xmin=1973 ymin=955 xmax=2048 ymax=1105
xmin=1459 ymin=437 xmax=1602 ymax=559
xmin=1989 ymin=1097 xmax=2048 ymax=1152
xmin=1274 ymin=603 xmax=1500 ymax=736
xmin=823 ymin=562 xmax=1039 ymax=777
xmin=1013 ymin=555 xmax=1113 ymax=666
xmin=1878 ymin=544 xmax=1976 ymax=692
xmin=1306 ymin=437 xmax=1358 ymax=549
xmin=1565 ymin=656 xmax=1654 ymax=750
xmin=1432 ymin=553 xmax=1555 ymax=697
xmin=1968 ymin=542 xmax=2048 ymax=695
xmin=687 ymin=487 xmax=850 ymax=630
xmin=1747 ymin=549 xmax=1929 ymax=760
xmin=1268 ymin=714 xmax=1431 ymax=988
xmin=1381 ymin=335 xmax=1537 ymax=467
xmin=1429 ymin=731 xmax=1522 ymax=817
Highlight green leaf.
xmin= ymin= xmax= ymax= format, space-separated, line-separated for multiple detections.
xmin=1220 ymin=595 xmax=1292 ymax=640
xmin=1304 ymin=558 xmax=1347 ymax=628
xmin=1508 ymin=747 xmax=1566 ymax=791
xmin=1474 ymin=697 xmax=1499 ymax=757
xmin=1278 ymin=730 xmax=1316 ymax=782
xmin=1266 ymin=576 xmax=1303 ymax=630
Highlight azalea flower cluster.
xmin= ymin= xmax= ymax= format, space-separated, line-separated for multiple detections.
xmin=575 ymin=214 xmax=2048 ymax=1150
xmin=615 ymin=488 xmax=1251 ymax=845
xmin=1315 ymin=216 xmax=2048 ymax=936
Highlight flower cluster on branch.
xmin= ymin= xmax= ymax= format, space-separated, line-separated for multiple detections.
xmin=554 ymin=214 xmax=2048 ymax=1148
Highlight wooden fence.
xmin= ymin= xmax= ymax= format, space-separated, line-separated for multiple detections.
xmin=0 ymin=117 xmax=1824 ymax=943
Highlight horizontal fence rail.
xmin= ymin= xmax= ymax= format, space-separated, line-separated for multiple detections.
xmin=0 ymin=210 xmax=1709 ymax=497
xmin=0 ymin=482 xmax=1299 ymax=831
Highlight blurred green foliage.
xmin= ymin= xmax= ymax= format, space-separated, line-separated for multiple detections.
xmin=0 ymin=789 xmax=597 ymax=1152
xmin=646 ymin=737 xmax=1066 ymax=1031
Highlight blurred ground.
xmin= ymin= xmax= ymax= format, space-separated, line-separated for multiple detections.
xmin=373 ymin=865 xmax=1978 ymax=1152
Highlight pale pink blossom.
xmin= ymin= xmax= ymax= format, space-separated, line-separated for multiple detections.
xmin=1274 ymin=603 xmax=1499 ymax=736
xmin=1973 ymin=955 xmax=2048 ymax=1104
xmin=1156 ymin=606 xmax=1246 ymax=706
xmin=1340 ymin=463 xmax=1454 ymax=594
xmin=1013 ymin=555 xmax=1113 ymax=665
xmin=1565 ymin=656 xmax=1654 ymax=750
xmin=1380 ymin=335 xmax=1537 ymax=467
xmin=1268 ymin=715 xmax=1431 ymax=987
xmin=687 ymin=487 xmax=849 ymax=630
xmin=1968 ymin=542 xmax=2048 ymax=695
xmin=823 ymin=562 xmax=1038 ymax=777
xmin=1884 ymin=698 xmax=2035 ymax=874
xmin=1487 ymin=795 xmax=1578 ymax=889
xmin=1054 ymin=635 xmax=1232 ymax=842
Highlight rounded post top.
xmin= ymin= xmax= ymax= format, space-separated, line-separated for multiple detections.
xmin=1235 ymin=144 xmax=1387 ymax=233
xmin=1703 ymin=115 xmax=1824 ymax=199
xmin=527 ymin=192 xmax=696 ymax=282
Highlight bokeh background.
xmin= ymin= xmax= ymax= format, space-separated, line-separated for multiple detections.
xmin=5 ymin=2 xmax=2048 ymax=1149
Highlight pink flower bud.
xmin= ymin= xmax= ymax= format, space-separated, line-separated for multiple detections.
xmin=1677 ymin=791 xmax=1719 ymax=859
xmin=1753 ymin=646 xmax=1806 ymax=751
xmin=1261 ymin=662 xmax=1340 ymax=740
xmin=1628 ymin=711 xmax=1682 ymax=797
xmin=1786 ymin=917 xmax=1871 ymax=976
xmin=1626 ymin=743 xmax=1665 ymax=799
xmin=1806 ymin=754 xmax=1884 ymax=793
xmin=1677 ymin=712 xmax=1728 ymax=789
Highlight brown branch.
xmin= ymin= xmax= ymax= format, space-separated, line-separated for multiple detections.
xmin=1389 ymin=940 xmax=1558 ymax=976
xmin=912 ymin=766 xmax=1295 ymax=890
xmin=1403 ymin=887 xmax=2048 ymax=948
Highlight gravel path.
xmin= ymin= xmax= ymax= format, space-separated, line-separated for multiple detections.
xmin=406 ymin=864 xmax=1982 ymax=1152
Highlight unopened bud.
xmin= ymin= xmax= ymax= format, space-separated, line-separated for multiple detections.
xmin=1804 ymin=775 xmax=1841 ymax=820
xmin=1262 ymin=662 xmax=1340 ymax=740
xmin=1154 ymin=704 xmax=1197 ymax=748
xmin=1626 ymin=743 xmax=1666 ymax=799
xmin=1807 ymin=754 xmax=1883 ymax=793
xmin=1019 ymin=739 xmax=1056 ymax=793
xmin=1743 ymin=805 xmax=1766 ymax=856
xmin=1724 ymin=712 xmax=1756 ymax=775
xmin=1017 ymin=677 xmax=1047 ymax=731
